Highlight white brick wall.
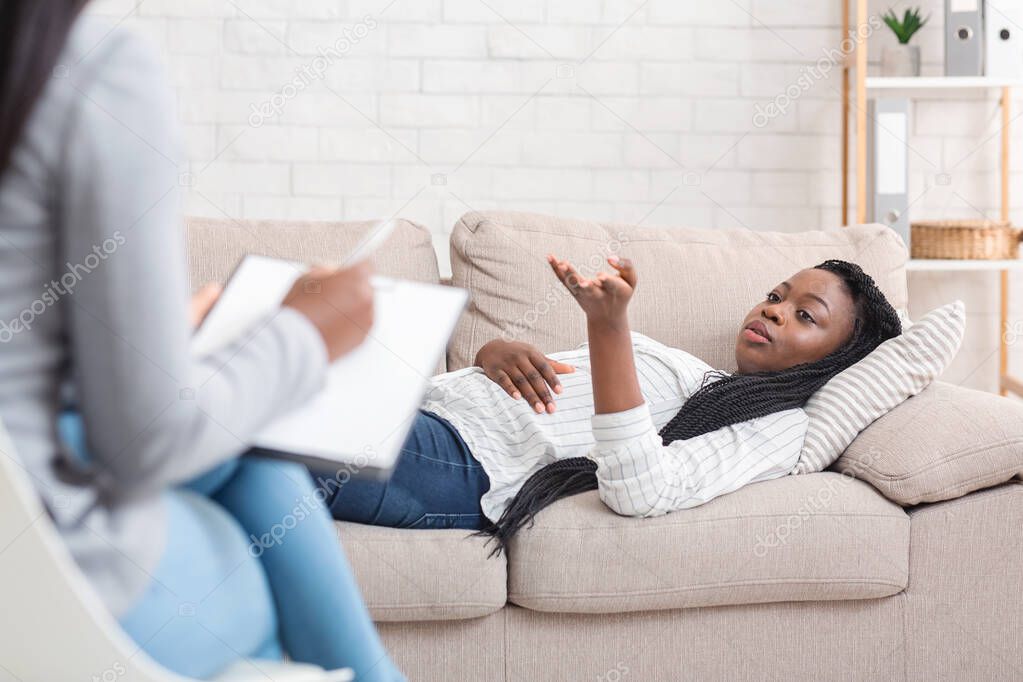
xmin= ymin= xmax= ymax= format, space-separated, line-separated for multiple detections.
xmin=84 ymin=0 xmax=1023 ymax=393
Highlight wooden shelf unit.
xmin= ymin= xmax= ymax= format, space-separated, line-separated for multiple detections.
xmin=866 ymin=76 xmax=1023 ymax=91
xmin=840 ymin=0 xmax=1018 ymax=397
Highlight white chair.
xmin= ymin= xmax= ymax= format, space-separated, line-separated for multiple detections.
xmin=0 ymin=421 xmax=352 ymax=682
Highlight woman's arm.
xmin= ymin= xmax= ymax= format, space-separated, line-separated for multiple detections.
xmin=586 ymin=317 xmax=642 ymax=415
xmin=58 ymin=30 xmax=357 ymax=496
xmin=547 ymin=255 xmax=642 ymax=414
xmin=590 ymin=407 xmax=808 ymax=517
xmin=547 ymin=254 xmax=806 ymax=517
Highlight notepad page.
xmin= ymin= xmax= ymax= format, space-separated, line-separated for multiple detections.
xmin=191 ymin=255 xmax=467 ymax=470
xmin=253 ymin=277 xmax=466 ymax=469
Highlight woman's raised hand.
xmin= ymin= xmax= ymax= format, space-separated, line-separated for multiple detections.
xmin=282 ymin=261 xmax=375 ymax=362
xmin=547 ymin=254 xmax=637 ymax=327
xmin=475 ymin=339 xmax=575 ymax=414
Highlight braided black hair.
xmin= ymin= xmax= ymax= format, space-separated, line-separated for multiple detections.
xmin=477 ymin=259 xmax=902 ymax=556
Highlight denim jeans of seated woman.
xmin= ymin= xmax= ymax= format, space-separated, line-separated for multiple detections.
xmin=325 ymin=410 xmax=491 ymax=530
xmin=57 ymin=410 xmax=405 ymax=682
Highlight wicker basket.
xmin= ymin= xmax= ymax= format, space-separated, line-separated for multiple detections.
xmin=910 ymin=219 xmax=1023 ymax=260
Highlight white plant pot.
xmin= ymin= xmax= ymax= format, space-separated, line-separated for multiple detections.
xmin=881 ymin=44 xmax=921 ymax=77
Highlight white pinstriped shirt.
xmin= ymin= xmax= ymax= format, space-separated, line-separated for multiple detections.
xmin=422 ymin=332 xmax=809 ymax=521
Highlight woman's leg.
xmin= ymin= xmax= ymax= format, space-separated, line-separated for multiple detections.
xmin=325 ymin=410 xmax=490 ymax=529
xmin=61 ymin=410 xmax=402 ymax=680
xmin=118 ymin=490 xmax=283 ymax=680
xmin=212 ymin=458 xmax=405 ymax=682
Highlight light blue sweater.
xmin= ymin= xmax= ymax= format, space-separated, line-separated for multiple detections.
xmin=0 ymin=17 xmax=328 ymax=616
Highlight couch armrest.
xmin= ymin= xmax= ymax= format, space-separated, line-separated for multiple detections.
xmin=833 ymin=380 xmax=1023 ymax=506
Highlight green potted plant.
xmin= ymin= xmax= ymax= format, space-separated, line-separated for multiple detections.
xmin=881 ymin=7 xmax=929 ymax=77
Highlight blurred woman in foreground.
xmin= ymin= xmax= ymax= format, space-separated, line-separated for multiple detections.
xmin=0 ymin=2 xmax=403 ymax=679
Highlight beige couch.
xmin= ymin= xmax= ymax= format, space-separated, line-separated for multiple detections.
xmin=186 ymin=211 xmax=1023 ymax=682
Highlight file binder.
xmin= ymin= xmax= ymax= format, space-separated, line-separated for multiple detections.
xmin=866 ymin=98 xmax=911 ymax=245
xmin=984 ymin=1 xmax=1023 ymax=78
xmin=946 ymin=0 xmax=984 ymax=76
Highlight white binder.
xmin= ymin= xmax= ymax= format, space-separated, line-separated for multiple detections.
xmin=946 ymin=0 xmax=984 ymax=76
xmin=985 ymin=1 xmax=1023 ymax=78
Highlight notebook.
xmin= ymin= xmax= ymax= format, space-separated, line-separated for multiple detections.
xmin=191 ymin=254 xmax=468 ymax=479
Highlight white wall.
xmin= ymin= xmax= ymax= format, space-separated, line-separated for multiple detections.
xmin=85 ymin=0 xmax=1023 ymax=393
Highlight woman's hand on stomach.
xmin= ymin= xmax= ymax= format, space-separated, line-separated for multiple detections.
xmin=474 ymin=339 xmax=574 ymax=414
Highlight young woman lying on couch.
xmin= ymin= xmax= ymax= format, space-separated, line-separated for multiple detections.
xmin=326 ymin=255 xmax=903 ymax=554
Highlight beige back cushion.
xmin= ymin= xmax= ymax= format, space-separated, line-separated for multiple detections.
xmin=184 ymin=217 xmax=440 ymax=291
xmin=835 ymin=380 xmax=1023 ymax=505
xmin=448 ymin=210 xmax=909 ymax=371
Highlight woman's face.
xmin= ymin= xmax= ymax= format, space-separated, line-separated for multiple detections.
xmin=734 ymin=268 xmax=857 ymax=374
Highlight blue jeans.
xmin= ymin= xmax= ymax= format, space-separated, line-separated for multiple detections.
xmin=58 ymin=412 xmax=405 ymax=682
xmin=118 ymin=481 xmax=285 ymax=677
xmin=326 ymin=411 xmax=491 ymax=530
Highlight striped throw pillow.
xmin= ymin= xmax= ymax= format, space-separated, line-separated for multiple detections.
xmin=793 ymin=300 xmax=966 ymax=474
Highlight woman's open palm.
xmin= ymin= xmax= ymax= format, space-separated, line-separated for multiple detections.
xmin=547 ymin=254 xmax=637 ymax=325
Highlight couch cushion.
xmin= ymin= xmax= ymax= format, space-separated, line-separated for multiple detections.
xmin=447 ymin=210 xmax=908 ymax=370
xmin=507 ymin=472 xmax=909 ymax=614
xmin=184 ymin=216 xmax=440 ymax=291
xmin=834 ymin=380 xmax=1023 ymax=505
xmin=338 ymin=522 xmax=506 ymax=621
